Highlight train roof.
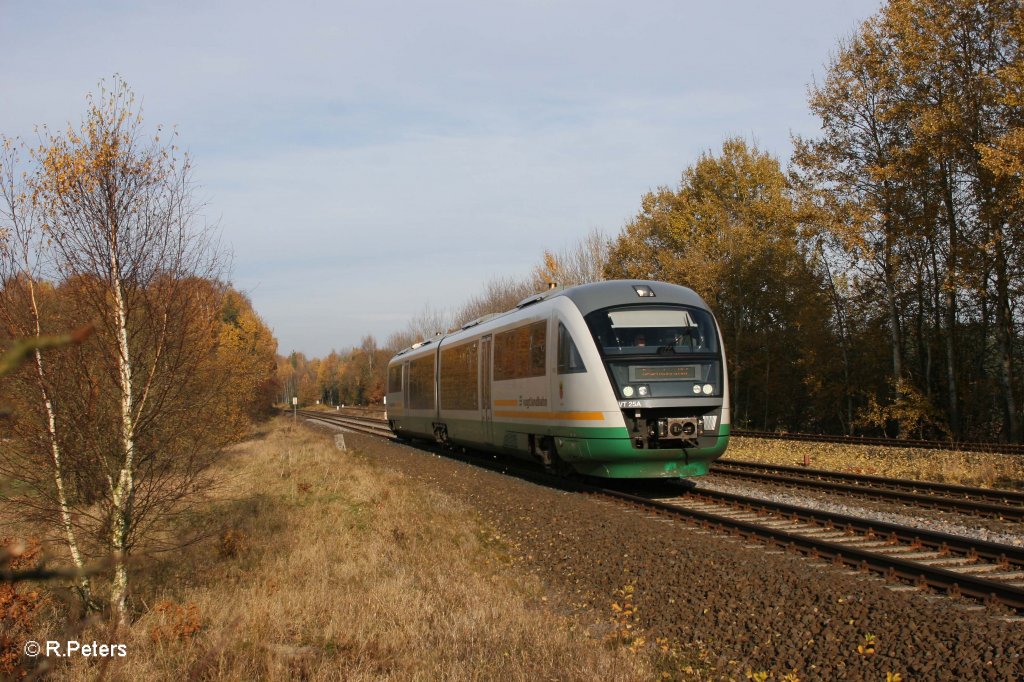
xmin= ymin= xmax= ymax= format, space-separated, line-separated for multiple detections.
xmin=552 ymin=279 xmax=709 ymax=316
xmin=390 ymin=279 xmax=710 ymax=359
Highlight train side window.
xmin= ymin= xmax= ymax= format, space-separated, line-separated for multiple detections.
xmin=387 ymin=364 xmax=403 ymax=394
xmin=440 ymin=340 xmax=479 ymax=410
xmin=495 ymin=320 xmax=547 ymax=380
xmin=408 ymin=354 xmax=435 ymax=409
xmin=557 ymin=322 xmax=586 ymax=374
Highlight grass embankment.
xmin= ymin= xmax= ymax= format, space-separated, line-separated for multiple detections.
xmin=41 ymin=418 xmax=653 ymax=680
xmin=726 ymin=436 xmax=1024 ymax=489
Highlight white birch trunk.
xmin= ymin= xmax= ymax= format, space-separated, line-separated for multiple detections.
xmin=26 ymin=277 xmax=93 ymax=604
xmin=108 ymin=248 xmax=136 ymax=626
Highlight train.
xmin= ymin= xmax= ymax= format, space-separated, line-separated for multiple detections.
xmin=385 ymin=279 xmax=729 ymax=478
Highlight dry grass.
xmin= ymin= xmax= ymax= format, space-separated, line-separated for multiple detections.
xmin=38 ymin=418 xmax=656 ymax=681
xmin=726 ymin=436 xmax=1024 ymax=489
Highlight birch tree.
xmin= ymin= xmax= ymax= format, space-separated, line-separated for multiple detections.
xmin=0 ymin=141 xmax=93 ymax=605
xmin=23 ymin=77 xmax=225 ymax=624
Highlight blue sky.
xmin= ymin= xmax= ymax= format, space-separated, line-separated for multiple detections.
xmin=2 ymin=1 xmax=880 ymax=357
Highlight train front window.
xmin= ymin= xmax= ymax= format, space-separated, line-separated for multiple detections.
xmin=557 ymin=322 xmax=586 ymax=374
xmin=586 ymin=306 xmax=718 ymax=356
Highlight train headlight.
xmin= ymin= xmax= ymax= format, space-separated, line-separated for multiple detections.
xmin=637 ymin=385 xmax=649 ymax=397
xmin=702 ymin=384 xmax=713 ymax=395
xmin=622 ymin=386 xmax=635 ymax=397
xmin=632 ymin=285 xmax=656 ymax=297
xmin=692 ymin=384 xmax=701 ymax=394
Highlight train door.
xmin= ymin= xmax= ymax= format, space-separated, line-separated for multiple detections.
xmin=480 ymin=335 xmax=493 ymax=444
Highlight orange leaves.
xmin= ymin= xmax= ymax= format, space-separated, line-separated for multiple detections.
xmin=531 ymin=250 xmax=563 ymax=289
xmin=148 ymin=600 xmax=203 ymax=643
xmin=215 ymin=287 xmax=279 ymax=426
xmin=0 ymin=538 xmax=46 ymax=677
xmin=27 ymin=76 xmax=179 ymax=210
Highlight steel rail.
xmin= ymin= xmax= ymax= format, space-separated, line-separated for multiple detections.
xmin=298 ymin=410 xmax=394 ymax=438
xmin=601 ymin=486 xmax=1024 ymax=612
xmin=304 ymin=410 xmax=388 ymax=425
xmin=709 ymin=464 xmax=1024 ymax=521
xmin=715 ymin=459 xmax=1024 ymax=505
xmin=677 ymin=487 xmax=1024 ymax=568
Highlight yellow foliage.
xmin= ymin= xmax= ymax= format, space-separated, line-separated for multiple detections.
xmin=856 ymin=378 xmax=949 ymax=439
xmin=216 ymin=288 xmax=279 ymax=433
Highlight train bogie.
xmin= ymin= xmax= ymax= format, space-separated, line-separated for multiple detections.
xmin=386 ymin=280 xmax=729 ymax=479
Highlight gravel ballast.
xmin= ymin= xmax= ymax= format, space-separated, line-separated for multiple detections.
xmin=316 ymin=424 xmax=1024 ymax=680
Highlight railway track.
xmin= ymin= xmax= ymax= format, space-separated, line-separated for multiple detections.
xmin=627 ymin=486 xmax=1024 ymax=613
xmin=298 ymin=409 xmax=394 ymax=438
xmin=711 ymin=459 xmax=1024 ymax=521
xmin=465 ymin=450 xmax=1024 ymax=612
xmin=294 ymin=410 xmax=1024 ymax=612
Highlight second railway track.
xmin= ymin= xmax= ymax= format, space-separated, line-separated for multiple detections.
xmin=631 ymin=485 xmax=1024 ymax=613
xmin=298 ymin=409 xmax=394 ymax=438
xmin=711 ymin=459 xmax=1024 ymax=521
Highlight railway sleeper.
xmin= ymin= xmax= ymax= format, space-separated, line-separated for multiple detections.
xmin=911 ymin=556 xmax=976 ymax=567
xmin=962 ymin=569 xmax=1019 ymax=577
xmin=827 ymin=537 xmax=891 ymax=547
xmin=880 ymin=550 xmax=944 ymax=560
xmin=794 ymin=529 xmax=851 ymax=539
xmin=944 ymin=563 xmax=1007 ymax=574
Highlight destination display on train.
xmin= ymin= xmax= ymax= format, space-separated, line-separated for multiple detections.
xmin=633 ymin=365 xmax=699 ymax=380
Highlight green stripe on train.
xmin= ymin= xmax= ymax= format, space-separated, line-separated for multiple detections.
xmin=390 ymin=416 xmax=730 ymax=479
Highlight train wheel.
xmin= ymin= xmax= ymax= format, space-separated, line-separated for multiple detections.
xmin=389 ymin=421 xmax=411 ymax=442
xmin=536 ymin=436 xmax=573 ymax=477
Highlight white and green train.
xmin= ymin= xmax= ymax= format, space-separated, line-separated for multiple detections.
xmin=385 ymin=280 xmax=729 ymax=478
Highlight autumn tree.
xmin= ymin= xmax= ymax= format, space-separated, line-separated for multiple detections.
xmin=383 ymin=329 xmax=419 ymax=357
xmin=452 ymin=276 xmax=534 ymax=328
xmin=298 ymin=356 xmax=321 ymax=405
xmin=217 ymin=287 xmax=279 ymax=428
xmin=317 ymin=351 xmax=344 ymax=405
xmin=277 ymin=352 xmax=299 ymax=403
xmin=887 ymin=0 xmax=1022 ymax=441
xmin=981 ymin=8 xmax=1024 ymax=201
xmin=277 ymin=351 xmax=320 ymax=405
xmin=329 ymin=337 xmax=388 ymax=406
xmin=607 ymin=138 xmax=833 ymax=430
xmin=796 ymin=0 xmax=1023 ymax=441
xmin=530 ymin=228 xmax=609 ymax=290
xmin=0 ymin=141 xmax=95 ymax=604
xmin=0 ymin=78 xmax=273 ymax=624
